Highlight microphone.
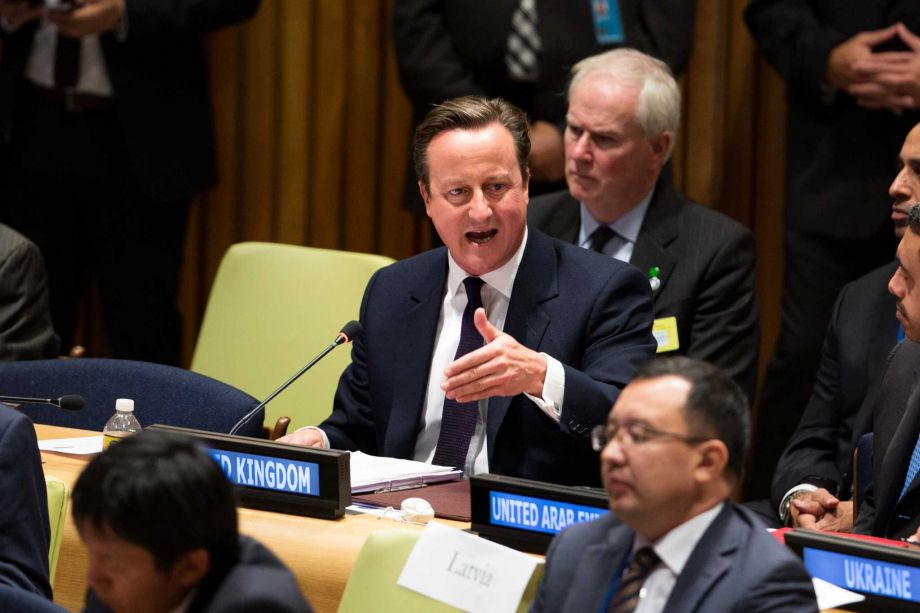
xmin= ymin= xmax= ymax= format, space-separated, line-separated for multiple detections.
xmin=0 ymin=394 xmax=85 ymax=411
xmin=229 ymin=321 xmax=364 ymax=436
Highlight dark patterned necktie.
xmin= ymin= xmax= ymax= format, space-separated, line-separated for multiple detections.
xmin=505 ymin=0 xmax=541 ymax=82
xmin=589 ymin=225 xmax=617 ymax=253
xmin=608 ymin=547 xmax=660 ymax=613
xmin=432 ymin=277 xmax=485 ymax=470
xmin=54 ymin=33 xmax=81 ymax=89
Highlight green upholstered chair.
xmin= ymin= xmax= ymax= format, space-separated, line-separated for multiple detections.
xmin=190 ymin=242 xmax=393 ymax=436
xmin=45 ymin=476 xmax=67 ymax=585
xmin=337 ymin=529 xmax=544 ymax=613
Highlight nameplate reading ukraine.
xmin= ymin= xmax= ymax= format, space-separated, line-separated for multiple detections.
xmin=804 ymin=548 xmax=920 ymax=604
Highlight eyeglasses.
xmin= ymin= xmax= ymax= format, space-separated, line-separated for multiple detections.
xmin=590 ymin=421 xmax=711 ymax=452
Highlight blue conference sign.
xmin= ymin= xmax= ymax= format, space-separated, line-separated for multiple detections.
xmin=804 ymin=547 xmax=920 ymax=603
xmin=209 ymin=449 xmax=320 ymax=497
xmin=489 ymin=491 xmax=606 ymax=535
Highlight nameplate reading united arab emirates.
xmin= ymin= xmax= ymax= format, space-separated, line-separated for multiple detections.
xmin=397 ymin=522 xmax=541 ymax=613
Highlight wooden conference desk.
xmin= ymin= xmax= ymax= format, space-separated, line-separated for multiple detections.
xmin=37 ymin=424 xmax=467 ymax=613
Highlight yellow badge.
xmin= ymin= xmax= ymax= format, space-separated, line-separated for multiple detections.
xmin=653 ymin=316 xmax=679 ymax=353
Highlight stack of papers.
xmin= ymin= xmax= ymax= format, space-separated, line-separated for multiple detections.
xmin=349 ymin=451 xmax=462 ymax=493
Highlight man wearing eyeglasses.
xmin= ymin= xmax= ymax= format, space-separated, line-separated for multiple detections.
xmin=533 ymin=357 xmax=817 ymax=612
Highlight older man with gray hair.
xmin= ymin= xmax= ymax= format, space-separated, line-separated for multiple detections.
xmin=529 ymin=48 xmax=760 ymax=402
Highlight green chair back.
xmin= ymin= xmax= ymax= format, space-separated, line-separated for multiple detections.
xmin=337 ymin=529 xmax=543 ymax=613
xmin=190 ymin=242 xmax=393 ymax=432
xmin=45 ymin=476 xmax=67 ymax=585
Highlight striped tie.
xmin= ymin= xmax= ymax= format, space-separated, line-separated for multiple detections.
xmin=589 ymin=225 xmax=617 ymax=253
xmin=608 ymin=547 xmax=659 ymax=613
xmin=898 ymin=435 xmax=920 ymax=501
xmin=505 ymin=0 xmax=541 ymax=82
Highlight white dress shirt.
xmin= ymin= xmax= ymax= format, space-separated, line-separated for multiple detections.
xmin=23 ymin=21 xmax=114 ymax=96
xmin=577 ymin=189 xmax=653 ymax=263
xmin=632 ymin=502 xmax=725 ymax=613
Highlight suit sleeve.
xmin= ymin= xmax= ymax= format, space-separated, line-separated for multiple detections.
xmin=742 ymin=557 xmax=819 ymax=612
xmin=319 ymin=271 xmax=381 ymax=454
xmin=770 ymin=285 xmax=849 ymax=506
xmin=744 ymin=0 xmax=848 ymax=106
xmin=0 ymin=410 xmax=51 ymax=598
xmin=0 ymin=237 xmax=57 ymax=361
xmin=393 ymin=0 xmax=487 ymax=109
xmin=121 ymin=0 xmax=262 ymax=39
xmin=683 ymin=224 xmax=760 ymax=404
xmin=558 ymin=264 xmax=656 ymax=437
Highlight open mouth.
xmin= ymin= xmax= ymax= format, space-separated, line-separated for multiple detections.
xmin=466 ymin=229 xmax=497 ymax=244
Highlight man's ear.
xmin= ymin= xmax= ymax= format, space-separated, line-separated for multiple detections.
xmin=650 ymin=131 xmax=672 ymax=167
xmin=170 ymin=548 xmax=211 ymax=589
xmin=692 ymin=439 xmax=729 ymax=484
xmin=419 ymin=181 xmax=432 ymax=217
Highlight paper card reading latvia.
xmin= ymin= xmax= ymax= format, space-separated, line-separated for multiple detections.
xmin=398 ymin=521 xmax=539 ymax=612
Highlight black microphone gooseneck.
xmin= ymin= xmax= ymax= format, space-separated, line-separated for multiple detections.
xmin=0 ymin=394 xmax=85 ymax=411
xmin=228 ymin=321 xmax=364 ymax=436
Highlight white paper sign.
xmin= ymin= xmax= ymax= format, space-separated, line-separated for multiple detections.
xmin=398 ymin=521 xmax=540 ymax=613
xmin=38 ymin=436 xmax=103 ymax=455
xmin=812 ymin=577 xmax=865 ymax=610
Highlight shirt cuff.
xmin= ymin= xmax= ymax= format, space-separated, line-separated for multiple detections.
xmin=524 ymin=353 xmax=565 ymax=423
xmin=778 ymin=483 xmax=819 ymax=521
xmin=295 ymin=425 xmax=330 ymax=449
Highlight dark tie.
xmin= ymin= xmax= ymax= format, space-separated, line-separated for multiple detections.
xmin=55 ymin=33 xmax=81 ymax=90
xmin=589 ymin=225 xmax=617 ymax=253
xmin=608 ymin=547 xmax=660 ymax=613
xmin=505 ymin=0 xmax=541 ymax=82
xmin=432 ymin=277 xmax=485 ymax=470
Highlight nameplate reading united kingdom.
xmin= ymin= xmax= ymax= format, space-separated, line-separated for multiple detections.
xmin=398 ymin=522 xmax=540 ymax=612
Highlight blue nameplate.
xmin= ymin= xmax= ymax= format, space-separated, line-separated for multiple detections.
xmin=471 ymin=474 xmax=608 ymax=553
xmin=804 ymin=548 xmax=919 ymax=604
xmin=209 ymin=449 xmax=320 ymax=497
xmin=591 ymin=0 xmax=624 ymax=45
xmin=489 ymin=491 xmax=606 ymax=535
xmin=148 ymin=424 xmax=350 ymax=520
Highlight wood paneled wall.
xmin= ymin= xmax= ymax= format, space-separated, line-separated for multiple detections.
xmin=79 ymin=0 xmax=789 ymax=380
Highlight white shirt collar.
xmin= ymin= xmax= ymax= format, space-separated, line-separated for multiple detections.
xmin=445 ymin=227 xmax=528 ymax=300
xmin=579 ymin=187 xmax=654 ymax=247
xmin=633 ymin=501 xmax=726 ymax=576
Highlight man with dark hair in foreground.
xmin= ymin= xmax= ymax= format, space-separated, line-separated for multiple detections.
xmin=533 ymin=357 xmax=817 ymax=612
xmin=72 ymin=430 xmax=312 ymax=613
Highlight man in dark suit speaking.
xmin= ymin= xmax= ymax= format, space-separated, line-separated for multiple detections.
xmin=533 ymin=357 xmax=817 ymax=612
xmin=278 ymin=96 xmax=656 ymax=487
xmin=528 ymin=48 xmax=760 ymax=402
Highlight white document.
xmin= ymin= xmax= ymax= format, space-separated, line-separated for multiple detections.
xmin=812 ymin=577 xmax=865 ymax=610
xmin=398 ymin=521 xmax=540 ymax=613
xmin=38 ymin=435 xmax=103 ymax=455
xmin=349 ymin=451 xmax=462 ymax=493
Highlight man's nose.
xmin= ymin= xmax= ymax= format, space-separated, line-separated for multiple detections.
xmin=571 ymin=132 xmax=592 ymax=161
xmin=468 ymin=191 xmax=492 ymax=221
xmin=890 ymin=166 xmax=912 ymax=200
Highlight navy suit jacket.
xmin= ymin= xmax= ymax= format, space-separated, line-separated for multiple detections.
xmin=528 ymin=182 xmax=760 ymax=402
xmin=320 ymin=229 xmax=656 ymax=487
xmin=771 ymin=261 xmax=898 ymax=508
xmin=532 ymin=503 xmax=817 ymax=612
xmin=0 ymin=406 xmax=51 ymax=599
xmin=854 ymin=340 xmax=920 ymax=539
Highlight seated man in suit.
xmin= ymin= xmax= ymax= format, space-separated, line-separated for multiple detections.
xmin=0 ymin=223 xmax=57 ymax=361
xmin=852 ymin=201 xmax=920 ymax=540
xmin=528 ymin=48 xmax=759 ymax=402
xmin=0 ymin=404 xmax=51 ymax=599
xmin=72 ymin=430 xmax=312 ymax=613
xmin=766 ymin=122 xmax=920 ymax=531
xmin=533 ymin=357 xmax=817 ymax=612
xmin=278 ymin=96 xmax=656 ymax=487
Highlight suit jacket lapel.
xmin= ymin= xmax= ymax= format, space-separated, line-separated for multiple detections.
xmin=383 ymin=253 xmax=447 ymax=458
xmin=885 ymin=381 xmax=920 ymax=524
xmin=564 ymin=517 xmax=634 ymax=611
xmin=486 ymin=231 xmax=557 ymax=452
xmin=664 ymin=503 xmax=736 ymax=613
xmin=631 ymin=179 xmax=678 ymax=301
xmin=537 ymin=192 xmax=580 ymax=244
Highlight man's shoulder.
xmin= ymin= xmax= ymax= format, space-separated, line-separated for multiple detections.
xmin=664 ymin=193 xmax=752 ymax=242
xmin=549 ymin=511 xmax=620 ymax=554
xmin=528 ymin=189 xmax=577 ymax=222
xmin=844 ymin=259 xmax=897 ymax=294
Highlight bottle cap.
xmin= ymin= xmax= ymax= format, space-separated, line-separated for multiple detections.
xmin=115 ymin=398 xmax=135 ymax=413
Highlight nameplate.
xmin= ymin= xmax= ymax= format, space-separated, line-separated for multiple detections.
xmin=786 ymin=529 xmax=920 ymax=610
xmin=471 ymin=474 xmax=608 ymax=553
xmin=147 ymin=425 xmax=350 ymax=519
xmin=398 ymin=521 xmax=540 ymax=613
xmin=653 ymin=316 xmax=680 ymax=353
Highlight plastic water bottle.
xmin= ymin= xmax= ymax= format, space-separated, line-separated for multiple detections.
xmin=102 ymin=398 xmax=142 ymax=449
